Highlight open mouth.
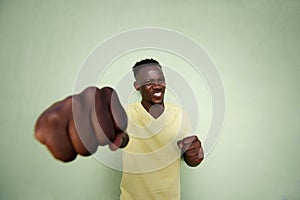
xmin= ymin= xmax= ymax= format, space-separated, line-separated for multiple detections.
xmin=153 ymin=91 xmax=162 ymax=98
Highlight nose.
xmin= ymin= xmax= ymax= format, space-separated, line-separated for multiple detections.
xmin=151 ymin=82 xmax=162 ymax=89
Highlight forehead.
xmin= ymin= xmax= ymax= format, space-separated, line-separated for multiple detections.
xmin=135 ymin=65 xmax=164 ymax=80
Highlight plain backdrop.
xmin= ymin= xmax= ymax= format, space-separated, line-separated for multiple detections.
xmin=0 ymin=1 xmax=299 ymax=199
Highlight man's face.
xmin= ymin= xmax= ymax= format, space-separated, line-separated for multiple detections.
xmin=134 ymin=65 xmax=166 ymax=105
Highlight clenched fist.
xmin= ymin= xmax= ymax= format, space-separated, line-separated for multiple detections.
xmin=34 ymin=86 xmax=129 ymax=162
xmin=177 ymin=135 xmax=204 ymax=167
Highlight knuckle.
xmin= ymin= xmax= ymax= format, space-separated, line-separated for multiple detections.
xmin=81 ymin=86 xmax=98 ymax=101
xmin=83 ymin=86 xmax=98 ymax=93
xmin=100 ymin=86 xmax=114 ymax=95
xmin=81 ymin=86 xmax=114 ymax=105
xmin=82 ymin=86 xmax=105 ymax=99
xmin=36 ymin=111 xmax=64 ymax=135
xmin=83 ymin=86 xmax=114 ymax=96
xmin=44 ymin=110 xmax=63 ymax=125
xmin=62 ymin=96 xmax=74 ymax=108
xmin=186 ymin=151 xmax=193 ymax=156
xmin=34 ymin=126 xmax=45 ymax=143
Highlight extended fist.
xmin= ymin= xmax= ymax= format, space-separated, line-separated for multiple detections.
xmin=34 ymin=87 xmax=129 ymax=162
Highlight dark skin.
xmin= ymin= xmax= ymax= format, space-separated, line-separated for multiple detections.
xmin=35 ymin=65 xmax=203 ymax=167
xmin=134 ymin=65 xmax=166 ymax=118
xmin=177 ymin=135 xmax=204 ymax=167
xmin=35 ymin=87 xmax=129 ymax=162
xmin=134 ymin=65 xmax=204 ymax=167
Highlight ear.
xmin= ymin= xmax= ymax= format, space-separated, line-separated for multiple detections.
xmin=134 ymin=81 xmax=139 ymax=90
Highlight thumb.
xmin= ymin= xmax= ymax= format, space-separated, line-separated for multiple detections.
xmin=109 ymin=132 xmax=129 ymax=151
xmin=177 ymin=140 xmax=183 ymax=149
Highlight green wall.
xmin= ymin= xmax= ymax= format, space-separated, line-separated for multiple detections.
xmin=0 ymin=0 xmax=299 ymax=199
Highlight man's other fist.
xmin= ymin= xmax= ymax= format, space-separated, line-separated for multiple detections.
xmin=177 ymin=135 xmax=204 ymax=167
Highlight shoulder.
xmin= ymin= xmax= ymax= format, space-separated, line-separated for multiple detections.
xmin=125 ymin=102 xmax=143 ymax=117
xmin=165 ymin=103 xmax=190 ymax=122
xmin=126 ymin=102 xmax=140 ymax=111
xmin=165 ymin=102 xmax=181 ymax=113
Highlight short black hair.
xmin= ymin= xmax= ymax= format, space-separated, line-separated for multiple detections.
xmin=132 ymin=58 xmax=161 ymax=78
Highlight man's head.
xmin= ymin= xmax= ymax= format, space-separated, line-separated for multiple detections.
xmin=132 ymin=58 xmax=166 ymax=106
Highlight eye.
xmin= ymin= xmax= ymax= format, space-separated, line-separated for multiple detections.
xmin=141 ymin=80 xmax=152 ymax=85
xmin=157 ymin=78 xmax=165 ymax=84
xmin=140 ymin=78 xmax=165 ymax=86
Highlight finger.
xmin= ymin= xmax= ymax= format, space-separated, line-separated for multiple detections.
xmin=177 ymin=140 xmax=183 ymax=149
xmin=184 ymin=150 xmax=204 ymax=166
xmin=34 ymin=102 xmax=77 ymax=162
xmin=190 ymin=148 xmax=204 ymax=161
xmin=68 ymin=95 xmax=99 ymax=155
xmin=34 ymin=99 xmax=65 ymax=143
xmin=108 ymin=132 xmax=129 ymax=151
xmin=189 ymin=155 xmax=202 ymax=163
xmin=182 ymin=135 xmax=198 ymax=145
xmin=82 ymin=87 xmax=128 ymax=148
xmin=198 ymin=147 xmax=204 ymax=159
xmin=184 ymin=140 xmax=201 ymax=151
xmin=185 ymin=147 xmax=201 ymax=157
xmin=86 ymin=87 xmax=116 ymax=145
xmin=182 ymin=140 xmax=201 ymax=153
xmin=177 ymin=136 xmax=200 ymax=150
xmin=119 ymin=132 xmax=129 ymax=148
xmin=93 ymin=87 xmax=128 ymax=145
xmin=59 ymin=95 xmax=99 ymax=156
xmin=107 ymin=89 xmax=129 ymax=149
xmin=109 ymin=89 xmax=128 ymax=132
xmin=43 ymin=128 xmax=77 ymax=162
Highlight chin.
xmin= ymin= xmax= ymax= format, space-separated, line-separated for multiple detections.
xmin=152 ymin=99 xmax=164 ymax=105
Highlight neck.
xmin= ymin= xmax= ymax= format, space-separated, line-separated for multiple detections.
xmin=141 ymin=101 xmax=164 ymax=119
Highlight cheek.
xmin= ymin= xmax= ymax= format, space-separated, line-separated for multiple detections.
xmin=140 ymin=85 xmax=151 ymax=91
xmin=140 ymin=87 xmax=151 ymax=97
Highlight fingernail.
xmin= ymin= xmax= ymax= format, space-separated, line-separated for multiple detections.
xmin=177 ymin=141 xmax=183 ymax=149
xmin=119 ymin=133 xmax=129 ymax=148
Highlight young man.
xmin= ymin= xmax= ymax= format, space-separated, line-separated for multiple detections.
xmin=120 ymin=59 xmax=204 ymax=199
xmin=34 ymin=58 xmax=204 ymax=199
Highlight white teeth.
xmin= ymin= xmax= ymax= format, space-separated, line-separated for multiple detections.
xmin=153 ymin=92 xmax=162 ymax=97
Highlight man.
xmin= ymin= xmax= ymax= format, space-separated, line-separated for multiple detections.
xmin=34 ymin=58 xmax=204 ymax=199
xmin=120 ymin=58 xmax=204 ymax=199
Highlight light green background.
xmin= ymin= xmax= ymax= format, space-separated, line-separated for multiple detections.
xmin=0 ymin=0 xmax=299 ymax=199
